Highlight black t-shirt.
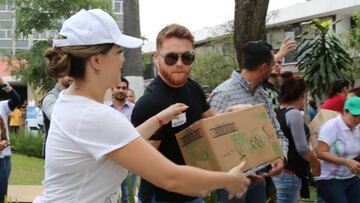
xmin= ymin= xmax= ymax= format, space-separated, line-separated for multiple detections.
xmin=131 ymin=76 xmax=210 ymax=202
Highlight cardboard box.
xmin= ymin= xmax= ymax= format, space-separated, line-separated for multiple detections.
xmin=175 ymin=104 xmax=282 ymax=173
xmin=308 ymin=109 xmax=339 ymax=149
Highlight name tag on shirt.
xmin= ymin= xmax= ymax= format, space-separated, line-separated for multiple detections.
xmin=172 ymin=112 xmax=187 ymax=128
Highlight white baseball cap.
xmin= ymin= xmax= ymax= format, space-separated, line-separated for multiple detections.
xmin=53 ymin=9 xmax=143 ymax=48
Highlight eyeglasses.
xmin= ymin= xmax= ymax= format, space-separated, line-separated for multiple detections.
xmin=159 ymin=51 xmax=195 ymax=66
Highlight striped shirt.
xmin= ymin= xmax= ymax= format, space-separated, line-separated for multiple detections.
xmin=316 ymin=115 xmax=360 ymax=180
xmin=208 ymin=71 xmax=288 ymax=158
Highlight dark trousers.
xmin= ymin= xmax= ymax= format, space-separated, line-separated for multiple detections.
xmin=0 ymin=158 xmax=8 ymax=203
xmin=215 ymin=179 xmax=266 ymax=203
xmin=316 ymin=176 xmax=360 ymax=203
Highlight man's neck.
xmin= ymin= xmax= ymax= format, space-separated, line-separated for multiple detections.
xmin=112 ymin=98 xmax=126 ymax=109
xmin=240 ymin=70 xmax=263 ymax=88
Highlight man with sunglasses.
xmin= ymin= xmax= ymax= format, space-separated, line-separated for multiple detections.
xmin=208 ymin=41 xmax=289 ymax=203
xmin=132 ymin=24 xmax=217 ymax=203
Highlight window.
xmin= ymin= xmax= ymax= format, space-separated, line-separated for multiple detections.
xmin=6 ymin=29 xmax=12 ymax=38
xmin=0 ymin=30 xmax=6 ymax=38
xmin=113 ymin=0 xmax=123 ymax=13
xmin=0 ymin=29 xmax=13 ymax=39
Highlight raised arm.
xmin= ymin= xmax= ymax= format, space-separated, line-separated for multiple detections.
xmin=274 ymin=38 xmax=297 ymax=62
xmin=0 ymin=78 xmax=21 ymax=111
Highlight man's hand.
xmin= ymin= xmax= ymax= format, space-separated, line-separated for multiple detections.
xmin=274 ymin=38 xmax=297 ymax=61
xmin=0 ymin=77 xmax=5 ymax=86
xmin=226 ymin=104 xmax=253 ymax=112
xmin=3 ymin=84 xmax=12 ymax=93
xmin=248 ymin=173 xmax=264 ymax=182
xmin=261 ymin=158 xmax=284 ymax=177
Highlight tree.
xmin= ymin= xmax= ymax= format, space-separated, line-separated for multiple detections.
xmin=6 ymin=0 xmax=112 ymax=38
xmin=122 ymin=0 xmax=144 ymax=76
xmin=0 ymin=0 xmax=112 ymax=92
xmin=348 ymin=12 xmax=360 ymax=82
xmin=192 ymin=52 xmax=236 ymax=90
xmin=234 ymin=0 xmax=269 ymax=68
xmin=294 ymin=19 xmax=353 ymax=99
xmin=9 ymin=40 xmax=55 ymax=94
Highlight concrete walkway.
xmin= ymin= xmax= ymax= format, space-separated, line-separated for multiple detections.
xmin=7 ymin=185 xmax=43 ymax=203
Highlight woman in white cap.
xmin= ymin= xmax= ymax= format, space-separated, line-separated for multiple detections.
xmin=315 ymin=96 xmax=360 ymax=203
xmin=33 ymin=9 xmax=249 ymax=203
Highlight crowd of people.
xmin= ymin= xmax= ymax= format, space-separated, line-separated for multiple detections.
xmin=0 ymin=8 xmax=359 ymax=203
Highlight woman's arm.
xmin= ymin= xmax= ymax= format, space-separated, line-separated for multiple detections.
xmin=136 ymin=103 xmax=188 ymax=140
xmin=286 ymin=109 xmax=320 ymax=175
xmin=106 ymin=137 xmax=249 ymax=198
xmin=317 ymin=141 xmax=360 ymax=174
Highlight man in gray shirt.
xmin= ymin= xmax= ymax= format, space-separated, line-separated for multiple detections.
xmin=41 ymin=76 xmax=72 ymax=157
xmin=208 ymin=41 xmax=289 ymax=203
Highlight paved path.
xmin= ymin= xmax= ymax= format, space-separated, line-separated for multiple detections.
xmin=7 ymin=185 xmax=43 ymax=203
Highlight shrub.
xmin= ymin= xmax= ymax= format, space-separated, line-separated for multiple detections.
xmin=9 ymin=131 xmax=44 ymax=158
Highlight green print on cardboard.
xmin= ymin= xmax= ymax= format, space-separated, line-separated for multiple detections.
xmin=254 ymin=112 xmax=268 ymax=120
xmin=185 ymin=138 xmax=210 ymax=162
xmin=231 ymin=132 xmax=248 ymax=156
xmin=249 ymin=129 xmax=267 ymax=151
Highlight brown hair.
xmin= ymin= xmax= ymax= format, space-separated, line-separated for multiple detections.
xmin=280 ymin=77 xmax=306 ymax=104
xmin=44 ymin=35 xmax=114 ymax=79
xmin=156 ymin=24 xmax=194 ymax=50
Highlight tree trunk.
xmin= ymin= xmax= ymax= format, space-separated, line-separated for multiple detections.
xmin=234 ymin=0 xmax=269 ymax=69
xmin=123 ymin=0 xmax=144 ymax=76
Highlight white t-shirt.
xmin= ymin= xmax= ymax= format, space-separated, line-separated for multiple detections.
xmin=34 ymin=93 xmax=140 ymax=203
xmin=0 ymin=100 xmax=11 ymax=158
xmin=315 ymin=115 xmax=360 ymax=180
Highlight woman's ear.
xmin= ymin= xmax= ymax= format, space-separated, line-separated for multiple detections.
xmin=88 ymin=54 xmax=101 ymax=74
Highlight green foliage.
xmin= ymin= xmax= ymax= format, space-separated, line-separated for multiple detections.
xmin=347 ymin=13 xmax=360 ymax=81
xmin=126 ymin=175 xmax=136 ymax=203
xmin=204 ymin=191 xmax=217 ymax=203
xmin=294 ymin=18 xmax=353 ymax=99
xmin=349 ymin=13 xmax=360 ymax=50
xmin=10 ymin=131 xmax=44 ymax=158
xmin=192 ymin=52 xmax=236 ymax=90
xmin=9 ymin=40 xmax=55 ymax=93
xmin=5 ymin=0 xmax=112 ymax=38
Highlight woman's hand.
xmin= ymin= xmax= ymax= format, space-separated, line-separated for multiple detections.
xmin=226 ymin=161 xmax=250 ymax=199
xmin=0 ymin=140 xmax=7 ymax=151
xmin=156 ymin=103 xmax=189 ymax=125
xmin=345 ymin=159 xmax=360 ymax=175
xmin=311 ymin=159 xmax=321 ymax=177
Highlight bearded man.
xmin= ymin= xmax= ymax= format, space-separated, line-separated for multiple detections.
xmin=131 ymin=24 xmax=217 ymax=203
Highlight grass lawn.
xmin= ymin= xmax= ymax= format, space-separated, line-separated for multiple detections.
xmin=9 ymin=153 xmax=44 ymax=185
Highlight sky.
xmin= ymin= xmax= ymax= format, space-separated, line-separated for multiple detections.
xmin=139 ymin=0 xmax=305 ymax=44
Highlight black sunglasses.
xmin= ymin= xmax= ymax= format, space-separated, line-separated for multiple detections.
xmin=159 ymin=51 xmax=195 ymax=66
